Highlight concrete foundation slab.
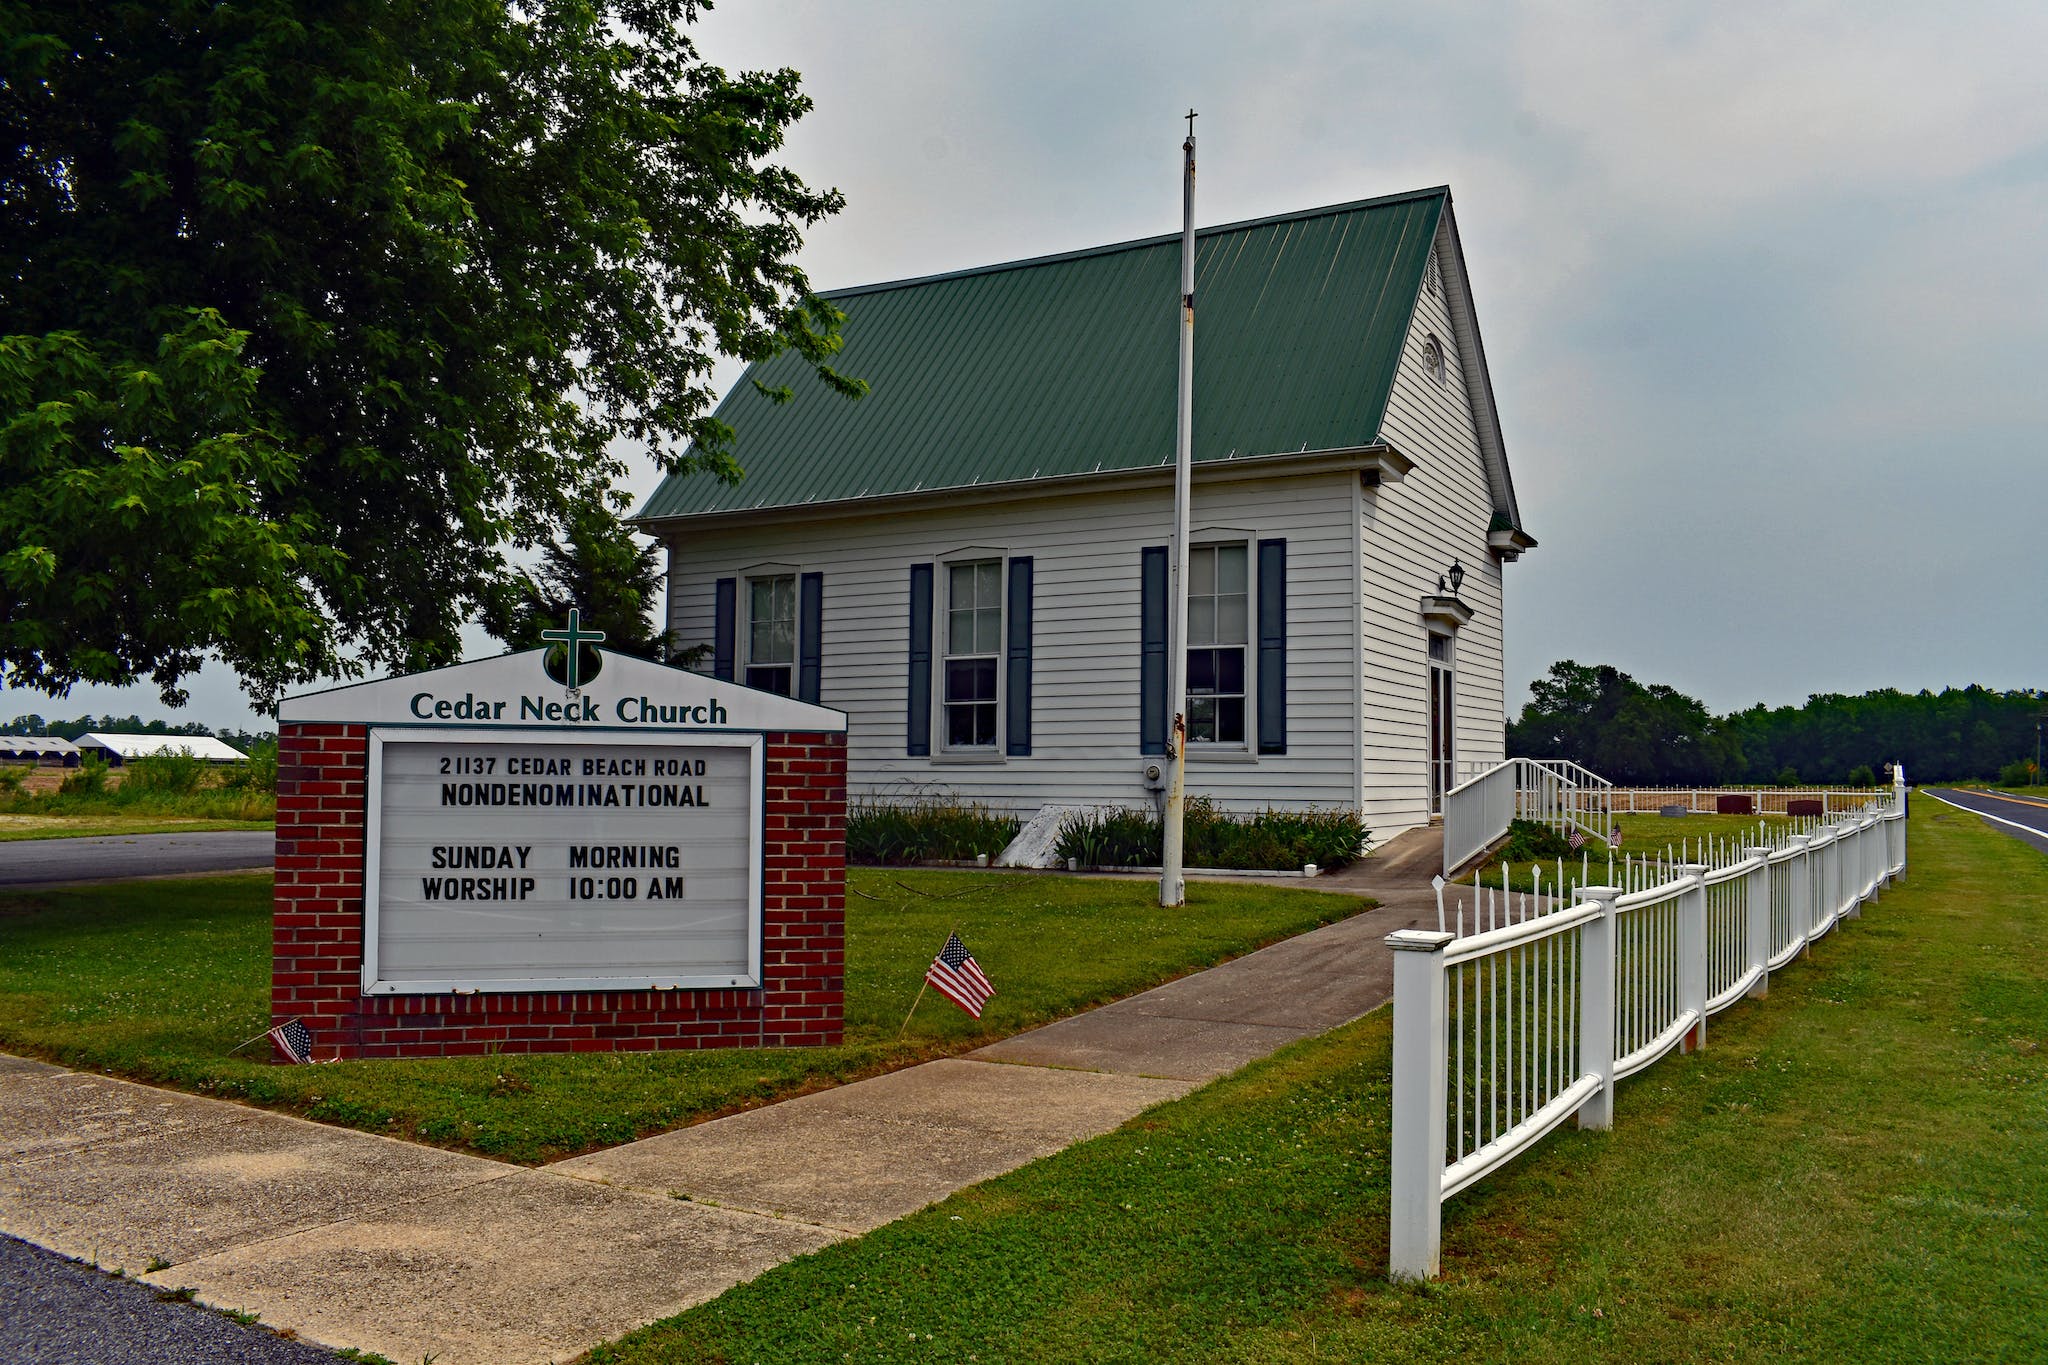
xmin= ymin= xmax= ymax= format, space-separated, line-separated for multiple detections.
xmin=0 ymin=1053 xmax=57 ymax=1078
xmin=148 ymin=1169 xmax=840 ymax=1365
xmin=0 ymin=1069 xmax=504 ymax=1272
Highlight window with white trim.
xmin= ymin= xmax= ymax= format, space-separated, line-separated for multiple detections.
xmin=942 ymin=559 xmax=1003 ymax=748
xmin=744 ymin=574 xmax=796 ymax=695
xmin=1187 ymin=542 xmax=1249 ymax=745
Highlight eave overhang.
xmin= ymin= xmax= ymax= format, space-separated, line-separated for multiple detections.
xmin=1488 ymin=526 xmax=1538 ymax=561
xmin=632 ymin=443 xmax=1415 ymax=535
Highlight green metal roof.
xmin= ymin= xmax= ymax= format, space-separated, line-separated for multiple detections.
xmin=637 ymin=187 xmax=1447 ymax=521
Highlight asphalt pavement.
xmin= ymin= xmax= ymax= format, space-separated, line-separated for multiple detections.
xmin=0 ymin=1236 xmax=339 ymax=1364
xmin=0 ymin=831 xmax=272 ymax=889
xmin=1922 ymin=787 xmax=2048 ymax=856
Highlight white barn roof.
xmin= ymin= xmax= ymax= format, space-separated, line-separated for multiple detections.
xmin=78 ymin=732 xmax=247 ymax=762
xmin=0 ymin=736 xmax=80 ymax=758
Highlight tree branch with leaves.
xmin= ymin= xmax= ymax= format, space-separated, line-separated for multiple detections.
xmin=2 ymin=0 xmax=861 ymax=706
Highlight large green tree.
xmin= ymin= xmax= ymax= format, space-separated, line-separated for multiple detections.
xmin=1508 ymin=660 xmax=1742 ymax=785
xmin=2 ymin=0 xmax=858 ymax=706
xmin=482 ymin=504 xmax=687 ymax=682
xmin=1511 ymin=661 xmax=2041 ymax=785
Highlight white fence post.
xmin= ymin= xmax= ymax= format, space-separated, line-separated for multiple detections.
xmin=1744 ymin=852 xmax=1770 ymax=999
xmin=1788 ymin=834 xmax=1813 ymax=952
xmin=1577 ymin=886 xmax=1621 ymax=1131
xmin=1893 ymin=764 xmax=1909 ymax=878
xmin=1840 ymin=825 xmax=1861 ymax=920
xmin=1387 ymin=928 xmax=1454 ymax=1281
xmin=1678 ymin=864 xmax=1708 ymax=1052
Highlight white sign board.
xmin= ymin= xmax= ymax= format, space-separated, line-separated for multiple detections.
xmin=363 ymin=730 xmax=763 ymax=994
xmin=278 ymin=646 xmax=847 ymax=734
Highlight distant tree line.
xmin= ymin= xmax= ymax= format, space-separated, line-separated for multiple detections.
xmin=1508 ymin=661 xmax=2043 ymax=786
xmin=2 ymin=714 xmax=273 ymax=754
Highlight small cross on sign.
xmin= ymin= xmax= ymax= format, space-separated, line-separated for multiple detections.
xmin=540 ymin=608 xmax=607 ymax=690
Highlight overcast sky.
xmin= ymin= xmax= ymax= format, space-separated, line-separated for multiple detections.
xmin=12 ymin=0 xmax=2045 ymax=731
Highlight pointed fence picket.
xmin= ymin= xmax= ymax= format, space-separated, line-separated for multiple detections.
xmin=1388 ymin=769 xmax=1911 ymax=1280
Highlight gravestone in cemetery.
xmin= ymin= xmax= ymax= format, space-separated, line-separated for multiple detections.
xmin=271 ymin=628 xmax=847 ymax=1059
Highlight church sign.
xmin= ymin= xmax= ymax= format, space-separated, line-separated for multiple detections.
xmin=272 ymin=633 xmax=848 ymax=1060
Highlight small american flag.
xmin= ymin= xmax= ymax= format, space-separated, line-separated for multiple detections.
xmin=1609 ymin=825 xmax=1624 ymax=849
xmin=268 ymin=1019 xmax=316 ymax=1065
xmin=925 ymin=932 xmax=995 ymax=1019
xmin=1568 ymin=828 xmax=1586 ymax=850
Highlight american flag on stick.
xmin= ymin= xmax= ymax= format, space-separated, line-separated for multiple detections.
xmin=1568 ymin=827 xmax=1586 ymax=850
xmin=268 ymin=1019 xmax=317 ymax=1065
xmin=1608 ymin=825 xmax=1624 ymax=849
xmin=924 ymin=932 xmax=996 ymax=1019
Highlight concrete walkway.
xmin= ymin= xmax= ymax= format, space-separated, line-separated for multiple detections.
xmin=0 ymin=828 xmax=1442 ymax=1365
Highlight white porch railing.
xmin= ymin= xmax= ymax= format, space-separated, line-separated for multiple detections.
xmin=1608 ymin=785 xmax=1886 ymax=815
xmin=1388 ymin=770 xmax=1909 ymax=1280
xmin=1442 ymin=757 xmax=1614 ymax=877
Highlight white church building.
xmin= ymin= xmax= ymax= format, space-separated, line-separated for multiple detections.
xmin=635 ymin=186 xmax=1533 ymax=842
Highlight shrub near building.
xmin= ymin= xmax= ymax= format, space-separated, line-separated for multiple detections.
xmin=845 ymin=796 xmax=1020 ymax=865
xmin=1057 ymin=798 xmax=1370 ymax=872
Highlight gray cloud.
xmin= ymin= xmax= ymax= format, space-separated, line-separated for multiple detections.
xmin=11 ymin=0 xmax=2043 ymax=728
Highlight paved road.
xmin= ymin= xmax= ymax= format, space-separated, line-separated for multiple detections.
xmin=1923 ymin=787 xmax=2048 ymax=856
xmin=1 ymin=1236 xmax=338 ymax=1364
xmin=0 ymin=831 xmax=272 ymax=889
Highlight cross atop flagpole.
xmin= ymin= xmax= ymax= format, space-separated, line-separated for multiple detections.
xmin=1161 ymin=110 xmax=1197 ymax=909
xmin=540 ymin=608 xmax=607 ymax=690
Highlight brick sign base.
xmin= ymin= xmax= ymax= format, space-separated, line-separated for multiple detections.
xmin=272 ymin=653 xmax=847 ymax=1060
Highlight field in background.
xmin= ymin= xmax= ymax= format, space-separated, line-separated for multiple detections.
xmin=0 ymin=751 xmax=276 ymax=826
xmin=1463 ymin=811 xmax=1797 ymax=894
xmin=588 ymin=799 xmax=2047 ymax=1364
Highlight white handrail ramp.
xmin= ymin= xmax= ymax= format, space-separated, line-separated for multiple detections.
xmin=1442 ymin=757 xmax=1615 ymax=877
xmin=1390 ymin=768 xmax=1910 ymax=1280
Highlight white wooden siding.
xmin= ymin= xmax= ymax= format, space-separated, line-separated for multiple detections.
xmin=656 ymin=223 xmax=1522 ymax=847
xmin=664 ymin=476 xmax=1361 ymax=818
xmin=1366 ymin=226 xmax=1512 ymax=838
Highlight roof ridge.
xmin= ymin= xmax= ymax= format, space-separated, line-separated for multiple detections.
xmin=822 ymin=185 xmax=1451 ymax=300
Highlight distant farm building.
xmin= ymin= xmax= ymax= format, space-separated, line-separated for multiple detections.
xmin=0 ymin=736 xmax=81 ymax=767
xmin=76 ymin=733 xmax=248 ymax=765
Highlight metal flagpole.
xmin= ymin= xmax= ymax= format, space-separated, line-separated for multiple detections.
xmin=1161 ymin=110 xmax=1197 ymax=909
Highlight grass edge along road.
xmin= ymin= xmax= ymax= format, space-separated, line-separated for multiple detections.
xmin=584 ymin=799 xmax=2046 ymax=1365
xmin=0 ymin=815 xmax=272 ymax=842
xmin=0 ymin=869 xmax=1369 ymax=1165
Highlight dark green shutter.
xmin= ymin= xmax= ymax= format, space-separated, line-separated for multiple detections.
xmin=712 ymin=578 xmax=736 ymax=681
xmin=798 ymin=572 xmax=823 ymax=704
xmin=1140 ymin=545 xmax=1167 ymax=755
xmin=1257 ymin=538 xmax=1287 ymax=754
xmin=1005 ymin=557 xmax=1033 ymax=756
xmin=907 ymin=563 xmax=933 ymax=756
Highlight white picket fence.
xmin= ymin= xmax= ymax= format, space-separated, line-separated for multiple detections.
xmin=1387 ymin=771 xmax=1910 ymax=1280
xmin=1442 ymin=757 xmax=1614 ymax=877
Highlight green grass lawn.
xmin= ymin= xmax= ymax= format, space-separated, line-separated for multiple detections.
xmin=0 ymin=869 xmax=1368 ymax=1164
xmin=0 ymin=813 xmax=273 ymax=841
xmin=584 ymin=800 xmax=2047 ymax=1364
